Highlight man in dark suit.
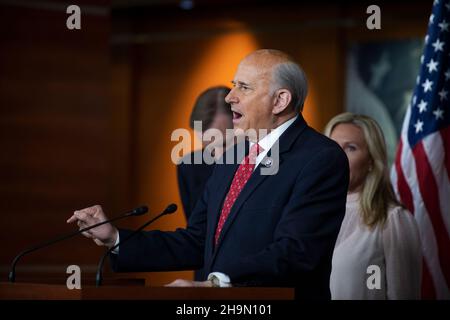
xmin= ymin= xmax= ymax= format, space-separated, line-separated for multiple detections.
xmin=177 ymin=86 xmax=233 ymax=221
xmin=67 ymin=49 xmax=349 ymax=299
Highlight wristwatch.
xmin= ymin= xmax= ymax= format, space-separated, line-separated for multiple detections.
xmin=207 ymin=272 xmax=232 ymax=287
xmin=209 ymin=274 xmax=221 ymax=287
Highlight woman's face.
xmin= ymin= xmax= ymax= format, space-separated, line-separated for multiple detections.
xmin=330 ymin=123 xmax=372 ymax=193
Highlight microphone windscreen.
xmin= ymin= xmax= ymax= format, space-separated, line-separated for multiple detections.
xmin=165 ymin=204 xmax=178 ymax=214
xmin=131 ymin=206 xmax=149 ymax=216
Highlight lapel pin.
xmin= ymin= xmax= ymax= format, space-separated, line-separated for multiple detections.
xmin=262 ymin=157 xmax=273 ymax=168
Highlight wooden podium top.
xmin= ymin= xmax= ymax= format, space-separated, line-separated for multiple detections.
xmin=0 ymin=282 xmax=295 ymax=300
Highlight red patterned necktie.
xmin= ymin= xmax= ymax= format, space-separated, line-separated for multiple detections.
xmin=214 ymin=143 xmax=263 ymax=245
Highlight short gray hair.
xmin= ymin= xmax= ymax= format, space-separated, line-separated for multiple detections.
xmin=272 ymin=61 xmax=308 ymax=113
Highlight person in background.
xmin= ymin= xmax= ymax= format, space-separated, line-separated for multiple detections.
xmin=177 ymin=86 xmax=233 ymax=221
xmin=325 ymin=112 xmax=422 ymax=300
xmin=177 ymin=86 xmax=233 ymax=281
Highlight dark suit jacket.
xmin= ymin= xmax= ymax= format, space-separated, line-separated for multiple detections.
xmin=177 ymin=150 xmax=215 ymax=220
xmin=177 ymin=150 xmax=215 ymax=280
xmin=111 ymin=115 xmax=349 ymax=299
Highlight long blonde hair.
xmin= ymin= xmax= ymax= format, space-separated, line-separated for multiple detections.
xmin=324 ymin=113 xmax=400 ymax=228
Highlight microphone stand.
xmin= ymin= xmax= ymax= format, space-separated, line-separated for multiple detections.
xmin=9 ymin=206 xmax=148 ymax=283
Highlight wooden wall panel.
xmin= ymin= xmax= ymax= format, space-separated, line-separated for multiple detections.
xmin=0 ymin=4 xmax=113 ymax=280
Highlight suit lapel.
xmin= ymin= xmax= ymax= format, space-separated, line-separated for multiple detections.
xmin=206 ymin=141 xmax=248 ymax=258
xmin=212 ymin=161 xmax=271 ymax=252
xmin=205 ymin=162 xmax=237 ymax=256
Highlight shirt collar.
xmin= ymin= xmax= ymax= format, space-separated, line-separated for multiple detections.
xmin=249 ymin=115 xmax=298 ymax=152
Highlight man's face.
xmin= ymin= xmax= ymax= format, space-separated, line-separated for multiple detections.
xmin=225 ymin=59 xmax=274 ymax=136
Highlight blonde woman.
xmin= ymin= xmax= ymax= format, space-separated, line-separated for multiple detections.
xmin=325 ymin=113 xmax=422 ymax=299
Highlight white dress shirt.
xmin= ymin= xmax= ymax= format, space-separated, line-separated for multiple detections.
xmin=250 ymin=116 xmax=297 ymax=170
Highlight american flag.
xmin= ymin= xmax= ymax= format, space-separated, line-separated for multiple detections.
xmin=391 ymin=0 xmax=450 ymax=299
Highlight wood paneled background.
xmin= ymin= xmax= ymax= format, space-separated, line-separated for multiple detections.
xmin=0 ymin=0 xmax=429 ymax=286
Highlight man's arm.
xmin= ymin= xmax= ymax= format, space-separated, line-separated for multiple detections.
xmin=109 ymin=176 xmax=210 ymax=273
xmin=177 ymin=163 xmax=192 ymax=220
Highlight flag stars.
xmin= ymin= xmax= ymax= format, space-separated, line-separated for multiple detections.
xmin=438 ymin=19 xmax=449 ymax=32
xmin=433 ymin=108 xmax=444 ymax=120
xmin=414 ymin=119 xmax=424 ymax=133
xmin=438 ymin=89 xmax=448 ymax=101
xmin=426 ymin=59 xmax=439 ymax=73
xmin=422 ymin=79 xmax=433 ymax=92
xmin=432 ymin=38 xmax=445 ymax=52
xmin=445 ymin=69 xmax=450 ymax=81
xmin=417 ymin=100 xmax=428 ymax=113
xmin=430 ymin=14 xmax=435 ymax=24
xmin=446 ymin=2 xmax=450 ymax=11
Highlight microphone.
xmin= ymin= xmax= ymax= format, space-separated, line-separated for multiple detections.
xmin=95 ymin=203 xmax=177 ymax=287
xmin=8 ymin=205 xmax=149 ymax=283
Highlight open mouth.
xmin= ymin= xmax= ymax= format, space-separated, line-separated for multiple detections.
xmin=232 ymin=110 xmax=243 ymax=121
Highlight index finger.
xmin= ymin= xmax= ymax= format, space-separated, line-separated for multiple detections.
xmin=67 ymin=214 xmax=78 ymax=224
xmin=73 ymin=210 xmax=96 ymax=225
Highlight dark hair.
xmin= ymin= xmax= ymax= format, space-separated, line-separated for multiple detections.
xmin=189 ymin=86 xmax=232 ymax=131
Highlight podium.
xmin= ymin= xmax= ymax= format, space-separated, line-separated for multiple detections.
xmin=0 ymin=282 xmax=295 ymax=300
